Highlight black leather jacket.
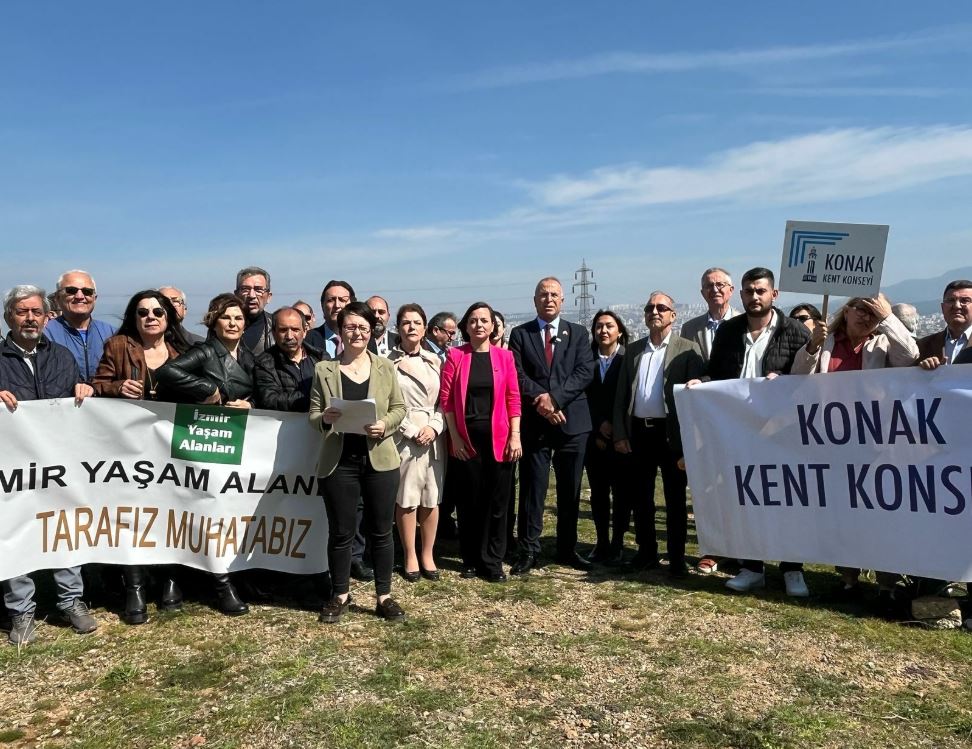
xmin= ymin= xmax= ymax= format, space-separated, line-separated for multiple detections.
xmin=254 ymin=343 xmax=325 ymax=412
xmin=156 ymin=336 xmax=256 ymax=404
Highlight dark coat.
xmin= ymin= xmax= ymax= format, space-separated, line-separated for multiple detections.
xmin=156 ymin=337 xmax=256 ymax=404
xmin=509 ymin=319 xmax=596 ymax=439
xmin=706 ymin=310 xmax=810 ymax=381
xmin=254 ymin=343 xmax=326 ymax=412
xmin=586 ymin=345 xmax=625 ymax=435
xmin=0 ymin=336 xmax=80 ymax=400
xmin=612 ymin=336 xmax=704 ymax=458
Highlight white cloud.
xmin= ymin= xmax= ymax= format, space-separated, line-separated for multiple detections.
xmin=374 ymin=126 xmax=972 ymax=244
xmin=527 ymin=126 xmax=972 ymax=210
xmin=453 ymin=27 xmax=969 ymax=90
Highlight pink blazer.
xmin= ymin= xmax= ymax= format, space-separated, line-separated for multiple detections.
xmin=439 ymin=344 xmax=521 ymax=462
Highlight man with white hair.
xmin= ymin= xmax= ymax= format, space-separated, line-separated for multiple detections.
xmin=0 ymin=285 xmax=96 ymax=644
xmin=44 ymin=269 xmax=116 ymax=382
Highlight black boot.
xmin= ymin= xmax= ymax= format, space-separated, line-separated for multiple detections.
xmin=212 ymin=574 xmax=249 ymax=616
xmin=160 ymin=577 xmax=183 ymax=612
xmin=122 ymin=566 xmax=148 ymax=625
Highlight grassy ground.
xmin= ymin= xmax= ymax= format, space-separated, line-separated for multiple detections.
xmin=2 ymin=479 xmax=972 ymax=749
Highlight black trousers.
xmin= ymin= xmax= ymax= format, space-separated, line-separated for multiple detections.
xmin=624 ymin=418 xmax=688 ymax=564
xmin=322 ymin=457 xmax=399 ymax=597
xmin=456 ymin=421 xmax=513 ymax=575
xmin=518 ymin=429 xmax=588 ymax=557
xmin=584 ymin=434 xmax=633 ymax=550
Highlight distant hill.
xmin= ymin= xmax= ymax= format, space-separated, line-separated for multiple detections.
xmin=883 ymin=267 xmax=972 ymax=314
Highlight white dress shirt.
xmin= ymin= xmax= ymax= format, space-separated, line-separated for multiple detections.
xmin=632 ymin=333 xmax=670 ymax=419
xmin=945 ymin=323 xmax=972 ymax=364
xmin=740 ymin=310 xmax=778 ymax=379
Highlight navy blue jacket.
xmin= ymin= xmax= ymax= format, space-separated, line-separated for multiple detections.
xmin=509 ymin=319 xmax=596 ymax=439
xmin=0 ymin=336 xmax=81 ymax=400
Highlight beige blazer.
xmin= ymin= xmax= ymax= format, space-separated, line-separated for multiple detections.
xmin=388 ymin=347 xmax=446 ymax=458
xmin=308 ymin=352 xmax=407 ymax=477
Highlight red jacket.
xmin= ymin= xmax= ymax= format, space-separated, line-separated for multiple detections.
xmin=439 ymin=344 xmax=521 ymax=462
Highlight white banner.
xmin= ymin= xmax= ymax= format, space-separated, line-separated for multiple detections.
xmin=675 ymin=366 xmax=972 ymax=581
xmin=0 ymin=399 xmax=328 ymax=579
xmin=778 ymin=220 xmax=889 ymax=297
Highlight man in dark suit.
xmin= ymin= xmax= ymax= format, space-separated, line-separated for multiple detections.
xmin=509 ymin=277 xmax=596 ymax=574
xmin=916 ymin=280 xmax=972 ymax=367
xmin=613 ymin=292 xmax=704 ymax=578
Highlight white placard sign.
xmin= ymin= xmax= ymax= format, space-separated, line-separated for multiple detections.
xmin=779 ymin=220 xmax=889 ymax=297
xmin=675 ymin=366 xmax=972 ymax=582
xmin=0 ymin=398 xmax=329 ymax=580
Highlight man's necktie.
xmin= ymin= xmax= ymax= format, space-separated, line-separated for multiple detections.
xmin=544 ymin=325 xmax=554 ymax=367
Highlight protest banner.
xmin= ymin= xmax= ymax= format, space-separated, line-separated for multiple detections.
xmin=778 ymin=221 xmax=889 ymax=316
xmin=0 ymin=398 xmax=328 ymax=580
xmin=675 ymin=366 xmax=972 ymax=581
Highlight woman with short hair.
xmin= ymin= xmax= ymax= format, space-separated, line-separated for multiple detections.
xmin=156 ymin=292 xmax=257 ymax=615
xmin=439 ymin=302 xmax=521 ymax=582
xmin=309 ymin=301 xmax=408 ymax=622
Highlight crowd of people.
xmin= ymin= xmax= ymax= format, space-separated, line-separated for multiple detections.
xmin=1 ymin=264 xmax=970 ymax=645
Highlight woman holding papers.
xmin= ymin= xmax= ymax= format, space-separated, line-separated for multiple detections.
xmin=793 ymin=292 xmax=918 ymax=612
xmin=91 ymin=290 xmax=193 ymax=625
xmin=388 ymin=303 xmax=446 ymax=582
xmin=309 ymin=301 xmax=408 ymax=623
xmin=439 ymin=301 xmax=522 ymax=582
xmin=156 ymin=292 xmax=257 ymax=616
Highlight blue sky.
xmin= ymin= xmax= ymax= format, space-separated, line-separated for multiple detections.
xmin=3 ymin=2 xmax=972 ymax=324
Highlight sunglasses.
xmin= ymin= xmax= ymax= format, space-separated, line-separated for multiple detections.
xmin=137 ymin=307 xmax=165 ymax=319
xmin=791 ymin=314 xmax=812 ymax=322
xmin=63 ymin=286 xmax=96 ymax=297
xmin=645 ymin=304 xmax=673 ymax=314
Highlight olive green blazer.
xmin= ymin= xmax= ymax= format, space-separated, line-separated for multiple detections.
xmin=308 ymin=352 xmax=407 ymax=477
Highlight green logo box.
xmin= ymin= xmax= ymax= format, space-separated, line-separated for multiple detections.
xmin=171 ymin=404 xmax=248 ymax=465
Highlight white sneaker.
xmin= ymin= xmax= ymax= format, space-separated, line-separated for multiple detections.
xmin=783 ymin=571 xmax=810 ymax=598
xmin=725 ymin=568 xmax=765 ymax=592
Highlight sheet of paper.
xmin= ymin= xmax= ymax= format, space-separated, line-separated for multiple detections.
xmin=330 ymin=397 xmax=377 ymax=435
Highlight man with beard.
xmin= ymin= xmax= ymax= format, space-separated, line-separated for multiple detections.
xmin=0 ymin=285 xmax=96 ymax=644
xmin=367 ymin=295 xmax=395 ymax=357
xmin=235 ymin=267 xmax=274 ymax=355
xmin=255 ymin=307 xmax=327 ymax=411
xmin=687 ymin=267 xmax=813 ymax=597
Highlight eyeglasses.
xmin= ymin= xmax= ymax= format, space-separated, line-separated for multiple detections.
xmin=62 ymin=286 xmax=95 ymax=297
xmin=237 ymin=286 xmax=269 ymax=296
xmin=703 ymin=282 xmax=731 ymax=291
xmin=943 ymin=297 xmax=972 ymax=307
xmin=137 ymin=307 xmax=165 ymax=319
xmin=791 ymin=314 xmax=812 ymax=322
xmin=342 ymin=324 xmax=371 ymax=335
xmin=848 ymin=304 xmax=874 ymax=316
xmin=645 ymin=304 xmax=673 ymax=314
xmin=437 ymin=327 xmax=458 ymax=337
xmin=167 ymin=297 xmax=186 ymax=307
